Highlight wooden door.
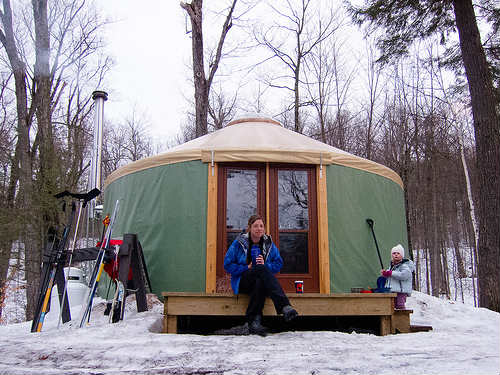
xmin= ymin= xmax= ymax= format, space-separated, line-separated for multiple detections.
xmin=269 ymin=165 xmax=319 ymax=293
xmin=217 ymin=163 xmax=319 ymax=293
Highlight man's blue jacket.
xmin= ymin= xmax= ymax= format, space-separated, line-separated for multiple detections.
xmin=223 ymin=232 xmax=283 ymax=294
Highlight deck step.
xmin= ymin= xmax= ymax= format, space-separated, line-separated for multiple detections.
xmin=410 ymin=324 xmax=433 ymax=332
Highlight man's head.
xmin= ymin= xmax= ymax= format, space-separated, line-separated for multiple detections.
xmin=247 ymin=214 xmax=265 ymax=242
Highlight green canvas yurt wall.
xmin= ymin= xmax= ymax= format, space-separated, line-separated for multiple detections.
xmin=326 ymin=164 xmax=407 ymax=293
xmin=102 ymin=117 xmax=408 ymax=296
xmin=103 ymin=160 xmax=209 ymax=293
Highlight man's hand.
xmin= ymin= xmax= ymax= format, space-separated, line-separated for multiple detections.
xmin=255 ymin=255 xmax=264 ymax=265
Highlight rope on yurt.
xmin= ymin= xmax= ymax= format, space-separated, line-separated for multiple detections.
xmin=320 ymin=153 xmax=323 ymax=178
xmin=211 ymin=150 xmax=215 ymax=176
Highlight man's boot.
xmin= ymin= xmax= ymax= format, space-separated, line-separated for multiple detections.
xmin=282 ymin=305 xmax=298 ymax=322
xmin=249 ymin=315 xmax=268 ymax=337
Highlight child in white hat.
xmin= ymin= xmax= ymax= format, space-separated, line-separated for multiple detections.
xmin=380 ymin=244 xmax=415 ymax=309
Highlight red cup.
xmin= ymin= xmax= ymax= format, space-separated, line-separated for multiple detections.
xmin=295 ymin=280 xmax=304 ymax=293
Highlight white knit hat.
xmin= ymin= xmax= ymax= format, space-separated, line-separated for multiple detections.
xmin=391 ymin=244 xmax=405 ymax=257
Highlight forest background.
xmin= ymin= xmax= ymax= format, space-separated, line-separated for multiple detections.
xmin=0 ymin=0 xmax=499 ymax=322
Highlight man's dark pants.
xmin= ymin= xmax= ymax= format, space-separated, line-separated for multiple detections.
xmin=239 ymin=264 xmax=290 ymax=321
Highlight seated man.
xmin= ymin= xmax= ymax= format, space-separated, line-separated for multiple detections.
xmin=224 ymin=214 xmax=298 ymax=336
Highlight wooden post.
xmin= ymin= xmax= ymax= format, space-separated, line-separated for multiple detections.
xmin=391 ymin=309 xmax=413 ymax=333
xmin=316 ymin=165 xmax=330 ymax=294
xmin=206 ymin=163 xmax=218 ymax=293
xmin=380 ymin=315 xmax=391 ymax=336
xmin=165 ymin=316 xmax=178 ymax=333
xmin=163 ymin=295 xmax=178 ymax=333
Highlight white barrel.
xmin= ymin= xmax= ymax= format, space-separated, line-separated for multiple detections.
xmin=50 ymin=267 xmax=90 ymax=315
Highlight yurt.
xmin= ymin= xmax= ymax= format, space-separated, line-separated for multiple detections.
xmin=103 ymin=117 xmax=408 ymax=296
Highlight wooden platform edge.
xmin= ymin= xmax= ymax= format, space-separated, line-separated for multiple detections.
xmin=161 ymin=292 xmax=410 ymax=336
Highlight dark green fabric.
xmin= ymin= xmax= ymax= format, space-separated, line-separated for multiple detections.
xmin=103 ymin=160 xmax=407 ymax=297
xmin=326 ymin=165 xmax=408 ymax=292
xmin=103 ymin=160 xmax=208 ymax=294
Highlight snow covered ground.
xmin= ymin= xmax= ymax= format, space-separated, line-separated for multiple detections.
xmin=0 ymin=291 xmax=498 ymax=375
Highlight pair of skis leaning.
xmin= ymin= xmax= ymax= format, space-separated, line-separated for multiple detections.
xmin=31 ymin=188 xmax=101 ymax=333
xmin=78 ymin=199 xmax=120 ymax=328
xmin=30 ymin=203 xmax=75 ymax=333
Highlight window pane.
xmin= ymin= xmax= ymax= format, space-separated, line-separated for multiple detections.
xmin=226 ymin=231 xmax=239 ymax=250
xmin=278 ymin=170 xmax=309 ymax=274
xmin=279 ymin=232 xmax=308 ymax=273
xmin=278 ymin=170 xmax=309 ymax=230
xmin=226 ymin=169 xmax=257 ymax=232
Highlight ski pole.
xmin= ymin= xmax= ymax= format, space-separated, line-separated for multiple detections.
xmin=366 ymin=218 xmax=384 ymax=269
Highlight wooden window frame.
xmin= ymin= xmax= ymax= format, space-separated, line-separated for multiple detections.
xmin=217 ymin=162 xmax=319 ymax=293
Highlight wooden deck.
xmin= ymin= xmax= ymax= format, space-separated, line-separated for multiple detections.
xmin=161 ymin=292 xmax=415 ymax=336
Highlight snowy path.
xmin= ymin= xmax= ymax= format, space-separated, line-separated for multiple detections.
xmin=0 ymin=292 xmax=498 ymax=375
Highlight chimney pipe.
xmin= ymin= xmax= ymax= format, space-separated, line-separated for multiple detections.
xmin=89 ymin=90 xmax=108 ymax=218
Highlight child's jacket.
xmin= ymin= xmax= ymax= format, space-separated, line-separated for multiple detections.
xmin=385 ymin=258 xmax=415 ymax=295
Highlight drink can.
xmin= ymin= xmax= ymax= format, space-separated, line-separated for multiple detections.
xmin=251 ymin=245 xmax=260 ymax=266
xmin=295 ymin=280 xmax=304 ymax=293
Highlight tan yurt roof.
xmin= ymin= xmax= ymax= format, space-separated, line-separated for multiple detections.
xmin=104 ymin=118 xmax=403 ymax=188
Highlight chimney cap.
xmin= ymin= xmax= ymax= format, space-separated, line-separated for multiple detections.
xmin=92 ymin=90 xmax=108 ymax=101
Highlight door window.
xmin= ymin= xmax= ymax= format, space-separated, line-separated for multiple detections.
xmin=277 ymin=170 xmax=309 ymax=274
xmin=226 ymin=168 xmax=258 ymax=248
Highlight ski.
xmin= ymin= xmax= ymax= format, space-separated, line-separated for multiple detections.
xmin=78 ymin=199 xmax=120 ymax=328
xmin=31 ymin=202 xmax=77 ymax=333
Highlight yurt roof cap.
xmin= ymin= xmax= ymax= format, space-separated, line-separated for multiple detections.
xmin=104 ymin=117 xmax=403 ymax=189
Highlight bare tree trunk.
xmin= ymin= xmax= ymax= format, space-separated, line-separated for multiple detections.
xmin=450 ymin=200 xmax=467 ymax=278
xmin=425 ymin=248 xmax=431 ymax=295
xmin=441 ymin=240 xmax=450 ymax=298
xmin=415 ymin=247 xmax=420 ymax=291
xmin=0 ymin=0 xmax=35 ymax=320
xmin=24 ymin=0 xmax=56 ymax=321
xmin=364 ymin=45 xmax=381 ymax=160
xmin=453 ymin=0 xmax=500 ymax=312
xmin=294 ymin=57 xmax=301 ymax=133
xmin=181 ymin=0 xmax=237 ymax=138
xmin=425 ymin=140 xmax=440 ymax=296
xmin=181 ymin=0 xmax=207 ymax=138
